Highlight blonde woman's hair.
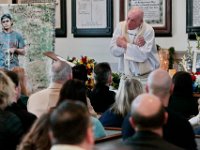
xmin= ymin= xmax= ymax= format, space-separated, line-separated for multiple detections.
xmin=111 ymin=75 xmax=144 ymax=116
xmin=0 ymin=70 xmax=15 ymax=110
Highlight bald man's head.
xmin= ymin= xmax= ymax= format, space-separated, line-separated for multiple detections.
xmin=127 ymin=6 xmax=144 ymax=30
xmin=51 ymin=60 xmax=72 ymax=82
xmin=130 ymin=93 xmax=166 ymax=130
xmin=146 ymin=69 xmax=172 ymax=99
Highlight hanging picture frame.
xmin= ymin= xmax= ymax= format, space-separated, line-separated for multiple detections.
xmin=72 ymin=0 xmax=113 ymax=37
xmin=193 ymin=50 xmax=200 ymax=72
xmin=186 ymin=0 xmax=200 ymax=40
xmin=120 ymin=0 xmax=172 ymax=37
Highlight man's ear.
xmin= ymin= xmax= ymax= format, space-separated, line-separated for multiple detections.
xmin=129 ymin=117 xmax=136 ymax=129
xmin=86 ymin=126 xmax=94 ymax=145
xmin=67 ymin=73 xmax=73 ymax=80
xmin=164 ymin=111 xmax=168 ymax=125
xmin=145 ymin=84 xmax=149 ymax=93
xmin=169 ymin=83 xmax=174 ymax=95
xmin=107 ymin=73 xmax=112 ymax=85
xmin=48 ymin=130 xmax=53 ymax=144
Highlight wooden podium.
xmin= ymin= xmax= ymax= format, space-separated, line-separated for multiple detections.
xmin=43 ymin=51 xmax=75 ymax=67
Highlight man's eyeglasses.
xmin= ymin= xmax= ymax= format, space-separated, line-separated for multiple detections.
xmin=2 ymin=20 xmax=10 ymax=23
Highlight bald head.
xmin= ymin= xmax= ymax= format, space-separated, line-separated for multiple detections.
xmin=51 ymin=60 xmax=72 ymax=82
xmin=130 ymin=93 xmax=166 ymax=130
xmin=147 ymin=69 xmax=172 ymax=100
xmin=127 ymin=6 xmax=144 ymax=30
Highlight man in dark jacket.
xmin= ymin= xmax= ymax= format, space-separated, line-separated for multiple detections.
xmin=5 ymin=70 xmax=36 ymax=133
xmin=122 ymin=69 xmax=197 ymax=150
xmin=125 ymin=93 xmax=183 ymax=150
xmin=88 ymin=62 xmax=115 ymax=113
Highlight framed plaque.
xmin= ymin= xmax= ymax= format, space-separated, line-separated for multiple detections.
xmin=120 ymin=0 xmax=172 ymax=37
xmin=193 ymin=50 xmax=200 ymax=72
xmin=186 ymin=0 xmax=200 ymax=40
xmin=72 ymin=0 xmax=113 ymax=37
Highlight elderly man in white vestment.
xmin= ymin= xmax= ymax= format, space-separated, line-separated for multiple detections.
xmin=27 ymin=60 xmax=72 ymax=117
xmin=110 ymin=6 xmax=160 ymax=76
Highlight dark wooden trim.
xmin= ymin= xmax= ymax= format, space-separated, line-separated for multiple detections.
xmin=95 ymin=127 xmax=122 ymax=143
xmin=55 ymin=0 xmax=67 ymax=37
xmin=119 ymin=0 xmax=125 ymax=21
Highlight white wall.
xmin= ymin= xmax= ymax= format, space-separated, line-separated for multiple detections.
xmin=0 ymin=0 xmax=12 ymax=4
xmin=54 ymin=0 xmax=196 ymax=63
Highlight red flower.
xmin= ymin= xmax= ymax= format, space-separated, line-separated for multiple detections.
xmin=81 ymin=56 xmax=87 ymax=64
xmin=191 ymin=75 xmax=196 ymax=81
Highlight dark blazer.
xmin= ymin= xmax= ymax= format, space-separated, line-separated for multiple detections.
xmin=6 ymin=102 xmax=37 ymax=133
xmin=122 ymin=108 xmax=197 ymax=150
xmin=0 ymin=110 xmax=24 ymax=150
xmin=125 ymin=131 xmax=184 ymax=150
xmin=168 ymin=95 xmax=198 ymax=119
xmin=99 ymin=109 xmax=124 ymax=127
xmin=88 ymin=84 xmax=115 ymax=113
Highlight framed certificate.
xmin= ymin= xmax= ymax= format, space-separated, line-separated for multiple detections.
xmin=186 ymin=0 xmax=200 ymax=40
xmin=193 ymin=50 xmax=200 ymax=72
xmin=120 ymin=0 xmax=172 ymax=37
xmin=72 ymin=0 xmax=113 ymax=37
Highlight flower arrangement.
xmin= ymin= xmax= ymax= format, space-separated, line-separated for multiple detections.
xmin=67 ymin=56 xmax=96 ymax=89
xmin=111 ymin=72 xmax=122 ymax=89
xmin=191 ymin=72 xmax=200 ymax=93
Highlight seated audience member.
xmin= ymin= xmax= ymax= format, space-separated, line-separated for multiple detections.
xmin=168 ymin=71 xmax=198 ymax=119
xmin=0 ymin=70 xmax=24 ymax=150
xmin=27 ymin=60 xmax=72 ymax=117
xmin=72 ymin=64 xmax=88 ymax=82
xmin=189 ymin=98 xmax=200 ymax=127
xmin=88 ymin=62 xmax=115 ymax=113
xmin=122 ymin=69 xmax=197 ymax=150
xmin=57 ymin=79 xmax=106 ymax=139
xmin=72 ymin=64 xmax=97 ymax=116
xmin=49 ymin=101 xmax=94 ymax=150
xmin=99 ymin=75 xmax=143 ymax=127
xmin=5 ymin=70 xmax=37 ymax=133
xmin=12 ymin=67 xmax=31 ymax=106
xmin=125 ymin=93 xmax=183 ymax=150
xmin=18 ymin=113 xmax=51 ymax=150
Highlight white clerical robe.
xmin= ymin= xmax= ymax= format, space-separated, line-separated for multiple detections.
xmin=110 ymin=21 xmax=160 ymax=76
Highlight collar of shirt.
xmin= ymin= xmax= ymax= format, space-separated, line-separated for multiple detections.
xmin=127 ymin=27 xmax=139 ymax=42
xmin=127 ymin=27 xmax=139 ymax=36
xmin=48 ymin=82 xmax=63 ymax=89
xmin=50 ymin=144 xmax=86 ymax=150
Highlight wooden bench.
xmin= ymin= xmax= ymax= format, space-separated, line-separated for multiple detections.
xmin=95 ymin=127 xmax=122 ymax=143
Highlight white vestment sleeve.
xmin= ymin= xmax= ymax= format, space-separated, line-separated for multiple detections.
xmin=110 ymin=23 xmax=126 ymax=57
xmin=125 ymin=27 xmax=155 ymax=62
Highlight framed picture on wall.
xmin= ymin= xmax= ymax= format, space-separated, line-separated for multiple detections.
xmin=186 ymin=0 xmax=200 ymax=40
xmin=72 ymin=0 xmax=113 ymax=37
xmin=193 ymin=50 xmax=200 ymax=72
xmin=12 ymin=0 xmax=67 ymax=37
xmin=120 ymin=0 xmax=172 ymax=37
